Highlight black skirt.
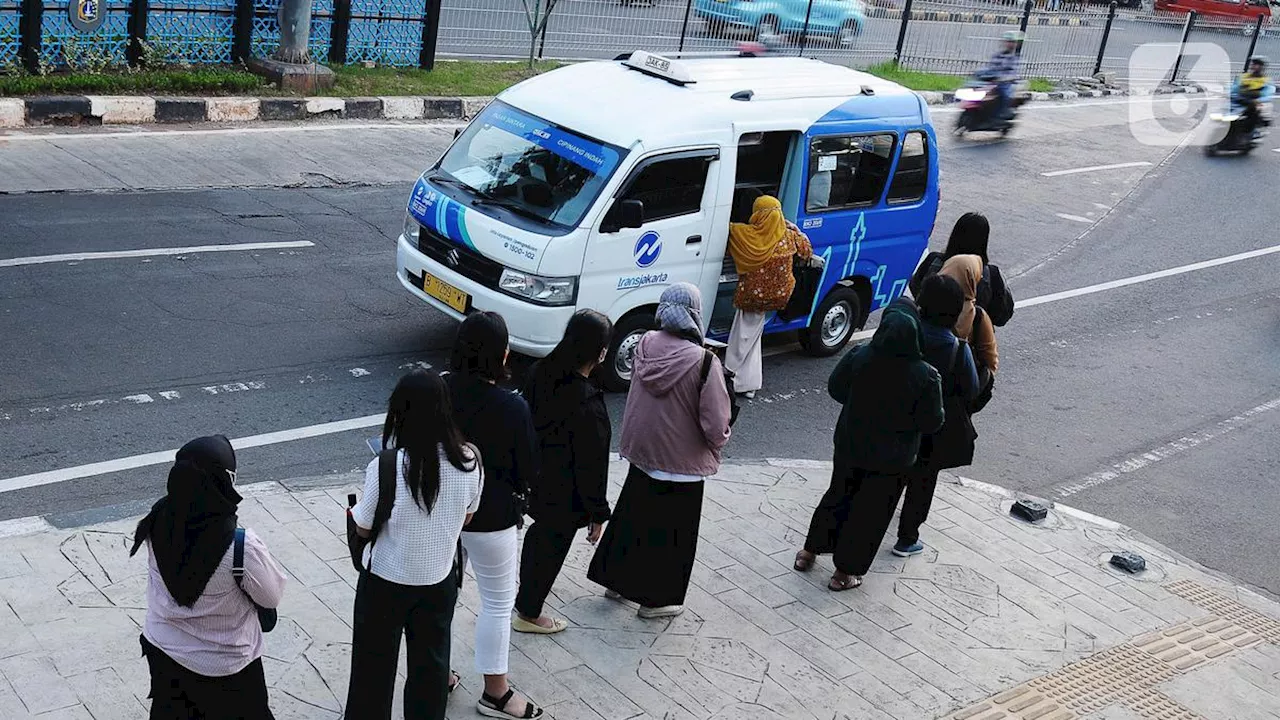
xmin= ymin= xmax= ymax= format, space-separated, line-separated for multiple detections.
xmin=587 ymin=465 xmax=704 ymax=608
xmin=140 ymin=634 xmax=274 ymax=720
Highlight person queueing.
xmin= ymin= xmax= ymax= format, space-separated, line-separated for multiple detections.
xmin=131 ymin=435 xmax=287 ymax=719
xmin=514 ymin=310 xmax=615 ymax=635
xmin=939 ymin=254 xmax=999 ymax=380
xmin=345 ymin=372 xmax=484 ymax=720
xmin=725 ymin=194 xmax=816 ymax=399
xmin=588 ymin=283 xmax=733 ymax=618
xmin=794 ymin=298 xmax=944 ymax=591
xmin=445 ymin=311 xmax=544 ymax=719
xmin=894 ymin=275 xmax=980 ymax=558
xmin=908 ymin=212 xmax=1014 ymax=328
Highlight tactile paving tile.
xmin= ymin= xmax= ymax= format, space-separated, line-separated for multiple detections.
xmin=1164 ymin=579 xmax=1280 ymax=644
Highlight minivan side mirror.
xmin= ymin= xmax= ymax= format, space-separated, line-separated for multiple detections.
xmin=603 ymin=199 xmax=645 ymax=233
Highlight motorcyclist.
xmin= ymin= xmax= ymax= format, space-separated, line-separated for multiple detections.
xmin=977 ymin=30 xmax=1024 ymax=121
xmin=1230 ymin=55 xmax=1274 ymax=139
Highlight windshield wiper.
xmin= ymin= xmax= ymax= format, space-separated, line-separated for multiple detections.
xmin=429 ymin=172 xmax=470 ymax=192
xmin=469 ymin=195 xmax=549 ymax=225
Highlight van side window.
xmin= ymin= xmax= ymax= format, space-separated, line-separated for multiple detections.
xmin=622 ymin=156 xmax=711 ymax=222
xmin=806 ymin=134 xmax=896 ymax=212
xmin=887 ymin=131 xmax=929 ymax=204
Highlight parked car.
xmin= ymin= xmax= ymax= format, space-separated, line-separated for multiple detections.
xmin=1153 ymin=0 xmax=1270 ymax=21
xmin=693 ymin=0 xmax=867 ymax=46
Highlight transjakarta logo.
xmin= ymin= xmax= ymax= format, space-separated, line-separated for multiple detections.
xmin=617 ymin=273 xmax=668 ymax=290
xmin=634 ymin=231 xmax=661 ymax=268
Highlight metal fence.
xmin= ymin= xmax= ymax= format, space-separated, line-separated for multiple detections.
xmin=0 ymin=0 xmax=442 ymax=70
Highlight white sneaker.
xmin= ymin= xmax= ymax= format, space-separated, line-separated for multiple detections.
xmin=637 ymin=604 xmax=684 ymax=619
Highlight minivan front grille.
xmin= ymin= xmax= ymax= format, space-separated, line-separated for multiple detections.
xmin=416 ymin=224 xmax=503 ymax=287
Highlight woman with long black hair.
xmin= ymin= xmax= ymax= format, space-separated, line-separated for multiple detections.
xmin=345 ymin=371 xmax=484 ymax=720
xmin=446 ymin=311 xmax=543 ymax=719
xmin=131 ymin=435 xmax=287 ymax=719
xmin=514 ymin=309 xmax=614 ymax=634
xmin=908 ymin=212 xmax=1015 ymax=327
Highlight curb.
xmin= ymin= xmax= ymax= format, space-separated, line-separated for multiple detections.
xmin=0 ymin=84 xmax=1205 ymax=130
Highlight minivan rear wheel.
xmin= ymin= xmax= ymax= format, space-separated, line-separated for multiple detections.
xmin=799 ymin=287 xmax=861 ymax=357
xmin=602 ymin=313 xmax=655 ymax=392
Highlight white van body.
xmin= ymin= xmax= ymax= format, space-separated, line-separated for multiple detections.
xmin=396 ymin=52 xmax=937 ymax=389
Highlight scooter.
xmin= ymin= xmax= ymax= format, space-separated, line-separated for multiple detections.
xmin=953 ymin=81 xmax=1029 ymax=137
xmin=1203 ymin=100 xmax=1268 ymax=156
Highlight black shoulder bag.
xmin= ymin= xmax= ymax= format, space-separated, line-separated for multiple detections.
xmin=346 ymin=449 xmax=398 ymax=574
xmin=923 ymin=340 xmax=978 ymax=470
xmin=968 ymin=307 xmax=996 ymax=414
xmin=700 ymin=349 xmax=740 ymax=427
xmin=233 ymin=528 xmax=278 ymax=633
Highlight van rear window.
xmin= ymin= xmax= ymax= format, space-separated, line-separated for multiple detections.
xmin=887 ymin=131 xmax=929 ymax=205
xmin=806 ymin=134 xmax=896 ymax=212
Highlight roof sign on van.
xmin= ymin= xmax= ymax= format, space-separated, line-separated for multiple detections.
xmin=621 ymin=51 xmax=695 ymax=86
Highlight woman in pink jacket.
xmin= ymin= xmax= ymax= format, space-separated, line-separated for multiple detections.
xmin=587 ymin=282 xmax=733 ymax=619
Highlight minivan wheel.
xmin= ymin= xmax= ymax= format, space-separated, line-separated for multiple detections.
xmin=603 ymin=313 xmax=655 ymax=392
xmin=799 ymin=287 xmax=861 ymax=357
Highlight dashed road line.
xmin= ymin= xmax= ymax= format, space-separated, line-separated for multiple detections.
xmin=1055 ymin=213 xmax=1095 ymax=223
xmin=1041 ymin=161 xmax=1153 ymax=177
xmin=0 ymin=241 xmax=315 ymax=268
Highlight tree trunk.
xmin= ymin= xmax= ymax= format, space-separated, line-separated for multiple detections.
xmin=274 ymin=0 xmax=314 ymax=64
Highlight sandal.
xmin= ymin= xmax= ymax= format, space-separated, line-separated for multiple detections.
xmin=448 ymin=670 xmax=460 ymax=694
xmin=793 ymin=550 xmax=816 ymax=572
xmin=828 ymin=573 xmax=862 ymax=592
xmin=478 ymin=689 xmax=544 ymax=719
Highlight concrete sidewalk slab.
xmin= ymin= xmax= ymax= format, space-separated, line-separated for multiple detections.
xmin=0 ymin=460 xmax=1276 ymax=719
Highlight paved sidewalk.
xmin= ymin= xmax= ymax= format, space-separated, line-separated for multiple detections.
xmin=1 ymin=459 xmax=1278 ymax=720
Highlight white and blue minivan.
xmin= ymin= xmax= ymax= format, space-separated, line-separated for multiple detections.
xmin=397 ymin=51 xmax=940 ymax=390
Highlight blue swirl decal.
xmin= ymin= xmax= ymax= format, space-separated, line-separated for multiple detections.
xmin=408 ymin=178 xmax=474 ymax=250
xmin=634 ymin=231 xmax=662 ymax=268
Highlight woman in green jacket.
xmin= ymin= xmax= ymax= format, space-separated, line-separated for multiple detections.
xmin=794 ymin=298 xmax=944 ymax=591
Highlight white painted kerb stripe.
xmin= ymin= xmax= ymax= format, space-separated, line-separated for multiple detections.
xmin=4 ymin=241 xmax=1280 ymax=495
xmin=0 ymin=413 xmax=383 ymax=495
xmin=1041 ymin=161 xmax=1153 ymax=177
xmin=0 ymin=241 xmax=315 ymax=268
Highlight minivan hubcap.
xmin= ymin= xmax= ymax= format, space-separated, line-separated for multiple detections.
xmin=614 ymin=330 xmax=645 ymax=381
xmin=822 ymin=302 xmax=851 ymax=346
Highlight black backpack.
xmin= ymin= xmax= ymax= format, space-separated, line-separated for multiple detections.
xmin=699 ymin=349 xmax=740 ymax=427
xmin=920 ymin=340 xmax=978 ymax=470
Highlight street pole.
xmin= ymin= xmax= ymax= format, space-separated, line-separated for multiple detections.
xmin=1170 ymin=10 xmax=1196 ymax=85
xmin=1244 ymin=15 xmax=1263 ymax=69
xmin=1093 ymin=2 xmax=1116 ymax=77
xmin=678 ymin=0 xmax=693 ymax=53
xmin=1019 ymin=0 xmax=1033 ymax=34
xmin=799 ymin=0 xmax=815 ymax=55
xmin=275 ymin=0 xmax=313 ymax=64
xmin=894 ymin=0 xmax=914 ymax=66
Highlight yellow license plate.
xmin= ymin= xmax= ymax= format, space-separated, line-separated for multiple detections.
xmin=422 ymin=272 xmax=468 ymax=314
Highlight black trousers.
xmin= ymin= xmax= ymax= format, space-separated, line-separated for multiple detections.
xmin=140 ymin=635 xmax=274 ymax=720
xmin=898 ymin=466 xmax=941 ymax=546
xmin=804 ymin=465 xmax=907 ymax=576
xmin=515 ymin=520 xmax=577 ymax=619
xmin=345 ymin=569 xmax=457 ymax=720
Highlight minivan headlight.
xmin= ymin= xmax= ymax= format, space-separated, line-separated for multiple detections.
xmin=498 ymin=269 xmax=577 ymax=306
xmin=403 ymin=214 xmax=420 ymax=244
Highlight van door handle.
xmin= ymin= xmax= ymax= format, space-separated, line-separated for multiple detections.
xmin=686 ymin=235 xmax=702 ymax=245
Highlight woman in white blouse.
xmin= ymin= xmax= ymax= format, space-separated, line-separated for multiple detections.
xmin=345 ymin=370 xmax=484 ymax=720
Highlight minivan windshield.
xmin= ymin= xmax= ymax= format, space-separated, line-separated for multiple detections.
xmin=435 ymin=101 xmax=626 ymax=229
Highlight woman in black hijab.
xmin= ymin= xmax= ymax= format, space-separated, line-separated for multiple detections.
xmin=130 ymin=435 xmax=287 ymax=719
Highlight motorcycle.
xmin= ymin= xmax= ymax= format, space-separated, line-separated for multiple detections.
xmin=1203 ymin=99 xmax=1268 ymax=156
xmin=953 ymin=80 xmax=1029 ymax=137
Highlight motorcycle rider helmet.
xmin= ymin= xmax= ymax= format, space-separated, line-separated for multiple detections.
xmin=1248 ymin=55 xmax=1267 ymax=71
xmin=1002 ymin=30 xmax=1026 ymax=43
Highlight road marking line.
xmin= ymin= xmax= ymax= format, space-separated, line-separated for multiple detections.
xmin=1056 ymin=213 xmax=1095 ymax=223
xmin=5 ymin=242 xmax=1280 ymax=494
xmin=1054 ymin=396 xmax=1280 ymax=499
xmin=0 ymin=123 xmax=454 ymax=142
xmin=0 ymin=241 xmax=315 ymax=268
xmin=1041 ymin=161 xmax=1153 ymax=177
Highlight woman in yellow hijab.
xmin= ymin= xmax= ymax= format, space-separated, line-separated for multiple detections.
xmin=725 ymin=194 xmax=815 ymax=398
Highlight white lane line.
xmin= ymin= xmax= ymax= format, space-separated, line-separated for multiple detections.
xmin=0 ymin=241 xmax=315 ymax=268
xmin=1054 ymin=396 xmax=1280 ymax=499
xmin=1041 ymin=161 xmax=1153 ymax=177
xmin=1273 ymin=148 xmax=1280 ymax=153
xmin=1056 ymin=213 xmax=1095 ymax=223
xmin=0 ymin=413 xmax=383 ymax=495
xmin=0 ymin=123 xmax=453 ymax=142
xmin=1018 ymin=243 xmax=1280 ymax=309
xmin=5 ymin=241 xmax=1280 ymax=494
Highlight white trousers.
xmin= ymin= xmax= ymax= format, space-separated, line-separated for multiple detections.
xmin=460 ymin=527 xmax=518 ymax=676
xmin=725 ymin=309 xmax=768 ymax=393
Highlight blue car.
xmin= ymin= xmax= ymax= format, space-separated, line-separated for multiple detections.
xmin=693 ymin=0 xmax=867 ymax=46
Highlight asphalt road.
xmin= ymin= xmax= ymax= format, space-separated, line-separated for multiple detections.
xmin=3 ymin=94 xmax=1280 ymax=599
xmin=437 ymin=0 xmax=1280 ymax=80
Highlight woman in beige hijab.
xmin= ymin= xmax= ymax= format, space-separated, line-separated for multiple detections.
xmin=939 ymin=255 xmax=998 ymax=376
